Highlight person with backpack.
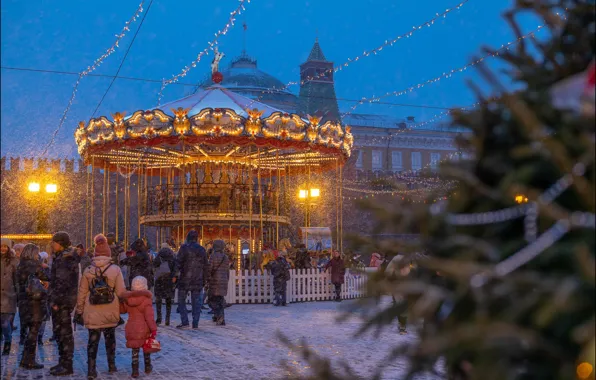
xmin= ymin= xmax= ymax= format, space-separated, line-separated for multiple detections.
xmin=16 ymin=244 xmax=50 ymax=370
xmin=74 ymin=234 xmax=126 ymax=379
xmin=153 ymin=243 xmax=177 ymax=326
xmin=265 ymin=251 xmax=291 ymax=306
xmin=207 ymin=240 xmax=229 ymax=326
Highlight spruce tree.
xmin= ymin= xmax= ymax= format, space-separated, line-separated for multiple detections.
xmin=283 ymin=1 xmax=595 ymax=379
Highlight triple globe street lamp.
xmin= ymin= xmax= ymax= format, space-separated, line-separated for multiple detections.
xmin=298 ymin=187 xmax=320 ymax=227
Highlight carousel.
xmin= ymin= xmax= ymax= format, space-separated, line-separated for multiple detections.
xmin=74 ymin=51 xmax=352 ymax=267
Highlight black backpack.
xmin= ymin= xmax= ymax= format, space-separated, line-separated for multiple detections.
xmin=89 ymin=264 xmax=115 ymax=305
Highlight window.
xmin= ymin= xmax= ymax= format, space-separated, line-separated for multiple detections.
xmin=430 ymin=153 xmax=441 ymax=169
xmin=372 ymin=150 xmax=383 ymax=169
xmin=356 ymin=150 xmax=363 ymax=168
xmin=391 ymin=151 xmax=402 ymax=171
xmin=411 ymin=152 xmax=422 ymax=171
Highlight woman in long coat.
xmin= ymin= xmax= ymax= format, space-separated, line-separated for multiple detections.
xmin=153 ymin=244 xmax=177 ymax=326
xmin=1 ymin=238 xmax=18 ymax=355
xmin=324 ymin=251 xmax=346 ymax=302
xmin=16 ymin=244 xmax=49 ymax=369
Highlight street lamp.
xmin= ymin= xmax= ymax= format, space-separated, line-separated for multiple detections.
xmin=26 ymin=181 xmax=58 ymax=233
xmin=298 ymin=187 xmax=321 ymax=227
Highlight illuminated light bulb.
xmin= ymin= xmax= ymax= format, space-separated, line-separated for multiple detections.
xmin=28 ymin=182 xmax=40 ymax=192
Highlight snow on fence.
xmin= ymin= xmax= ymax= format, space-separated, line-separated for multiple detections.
xmin=172 ymin=268 xmax=369 ymax=305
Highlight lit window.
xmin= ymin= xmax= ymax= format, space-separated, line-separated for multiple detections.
xmin=356 ymin=150 xmax=363 ymax=168
xmin=411 ymin=152 xmax=422 ymax=171
xmin=430 ymin=153 xmax=441 ymax=169
xmin=391 ymin=151 xmax=402 ymax=171
xmin=372 ymin=150 xmax=382 ymax=169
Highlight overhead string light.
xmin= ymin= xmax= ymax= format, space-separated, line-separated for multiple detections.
xmin=156 ymin=0 xmax=251 ymax=106
xmin=245 ymin=0 xmax=471 ymax=109
xmin=342 ymin=23 xmax=551 ymax=117
xmin=39 ymin=1 xmax=145 ymax=157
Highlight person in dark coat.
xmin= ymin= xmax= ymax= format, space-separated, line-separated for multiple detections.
xmin=324 ymin=251 xmax=345 ymax=302
xmin=266 ymin=252 xmax=291 ymax=306
xmin=294 ymin=244 xmax=311 ymax=269
xmin=174 ymin=230 xmax=209 ymax=329
xmin=1 ymin=238 xmax=18 ymax=356
xmin=120 ymin=239 xmax=154 ymax=291
xmin=153 ymin=243 xmax=177 ymax=326
xmin=207 ymin=240 xmax=229 ymax=325
xmin=49 ymin=231 xmax=80 ymax=376
xmin=16 ymin=244 xmax=49 ymax=369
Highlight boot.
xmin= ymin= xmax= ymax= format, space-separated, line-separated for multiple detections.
xmin=216 ymin=315 xmax=226 ymax=326
xmin=2 ymin=342 xmax=10 ymax=355
xmin=50 ymin=361 xmax=73 ymax=376
xmin=144 ymin=353 xmax=153 ymax=374
xmin=107 ymin=345 xmax=118 ymax=372
xmin=87 ymin=358 xmax=97 ymax=380
xmin=131 ymin=350 xmax=140 ymax=378
xmin=155 ymin=300 xmax=162 ymax=325
xmin=165 ymin=299 xmax=172 ymax=326
xmin=19 ymin=347 xmax=44 ymax=370
xmin=38 ymin=336 xmax=43 ymax=345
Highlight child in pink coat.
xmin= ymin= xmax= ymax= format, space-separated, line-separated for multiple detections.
xmin=120 ymin=276 xmax=157 ymax=378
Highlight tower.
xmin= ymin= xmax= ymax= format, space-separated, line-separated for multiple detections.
xmin=298 ymin=39 xmax=341 ymax=123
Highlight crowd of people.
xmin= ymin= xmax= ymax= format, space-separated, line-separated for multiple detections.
xmin=0 ymin=229 xmax=235 ymax=379
xmin=0 ymin=229 xmax=353 ymax=379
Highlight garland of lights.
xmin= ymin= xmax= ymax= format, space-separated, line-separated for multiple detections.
xmin=245 ymin=0 xmax=471 ymax=109
xmin=342 ymin=23 xmax=551 ymax=117
xmin=39 ymin=2 xmax=145 ymax=157
xmin=435 ymin=158 xmax=595 ymax=286
xmin=156 ymin=0 xmax=251 ymax=106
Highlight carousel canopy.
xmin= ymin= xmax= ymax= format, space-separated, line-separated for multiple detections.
xmin=75 ymin=84 xmax=353 ymax=175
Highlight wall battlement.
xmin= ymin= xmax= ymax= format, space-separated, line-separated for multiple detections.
xmin=0 ymin=156 xmax=86 ymax=173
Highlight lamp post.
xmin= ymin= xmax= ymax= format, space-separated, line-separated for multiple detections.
xmin=298 ymin=187 xmax=320 ymax=227
xmin=27 ymin=181 xmax=58 ymax=234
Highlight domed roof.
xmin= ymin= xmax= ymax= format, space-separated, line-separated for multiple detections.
xmin=198 ymin=52 xmax=291 ymax=93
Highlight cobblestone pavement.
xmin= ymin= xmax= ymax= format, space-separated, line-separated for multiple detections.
xmin=1 ymin=300 xmax=441 ymax=380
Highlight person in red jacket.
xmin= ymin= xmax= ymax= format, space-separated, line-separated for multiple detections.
xmin=120 ymin=276 xmax=157 ymax=378
xmin=324 ymin=250 xmax=346 ymax=302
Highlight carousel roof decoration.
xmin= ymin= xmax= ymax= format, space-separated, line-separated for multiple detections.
xmin=75 ymin=49 xmax=353 ymax=174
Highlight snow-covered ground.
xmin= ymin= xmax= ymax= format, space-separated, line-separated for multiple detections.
xmin=2 ymin=300 xmax=441 ymax=380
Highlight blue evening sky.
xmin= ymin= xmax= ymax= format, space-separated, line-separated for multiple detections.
xmin=1 ymin=0 xmax=543 ymax=158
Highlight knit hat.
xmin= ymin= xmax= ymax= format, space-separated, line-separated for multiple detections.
xmin=131 ymin=276 xmax=148 ymax=291
xmin=213 ymin=240 xmax=225 ymax=253
xmin=186 ymin=229 xmax=199 ymax=243
xmin=130 ymin=238 xmax=146 ymax=253
xmin=1 ymin=238 xmax=12 ymax=248
xmin=93 ymin=234 xmax=111 ymax=257
xmin=161 ymin=242 xmax=171 ymax=250
xmin=52 ymin=231 xmax=71 ymax=249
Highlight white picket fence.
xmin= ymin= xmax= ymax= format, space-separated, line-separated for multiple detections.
xmin=172 ymin=268 xmax=369 ymax=304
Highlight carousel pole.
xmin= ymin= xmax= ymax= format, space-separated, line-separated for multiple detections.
xmin=144 ymin=166 xmax=149 ymax=239
xmin=257 ymin=148 xmax=264 ymax=251
xmin=276 ymin=151 xmax=280 ymax=248
xmin=182 ymin=141 xmax=186 ymax=239
xmin=85 ymin=162 xmax=90 ymax=249
xmin=340 ymin=164 xmax=344 ymax=254
xmin=335 ymin=158 xmax=339 ymax=251
xmin=115 ymin=169 xmax=119 ymax=242
xmin=102 ymin=161 xmax=107 ymax=234
xmin=124 ymin=166 xmax=129 ymax=249
xmin=90 ymin=157 xmax=95 ymax=243
xmin=158 ymin=167 xmax=162 ymax=247
xmin=249 ymin=164 xmax=253 ymax=256
xmin=106 ymin=165 xmax=110 ymax=234
xmin=137 ymin=161 xmax=141 ymax=240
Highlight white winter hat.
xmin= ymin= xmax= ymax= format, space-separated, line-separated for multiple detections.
xmin=39 ymin=251 xmax=49 ymax=261
xmin=131 ymin=276 xmax=148 ymax=291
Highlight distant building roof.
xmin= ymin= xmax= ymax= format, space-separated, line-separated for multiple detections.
xmin=307 ymin=39 xmax=327 ymax=61
xmin=344 ymin=113 xmax=469 ymax=132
